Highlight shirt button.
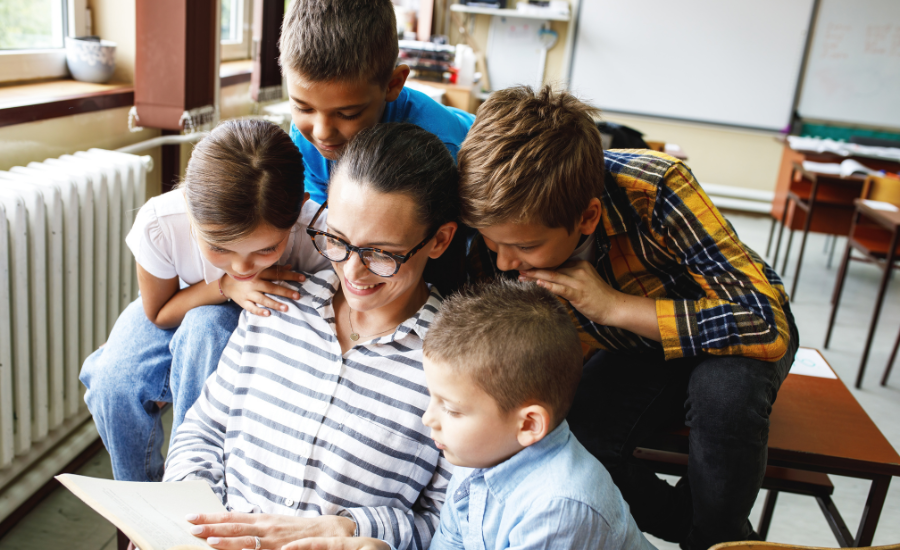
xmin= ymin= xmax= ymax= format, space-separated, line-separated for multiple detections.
xmin=284 ymin=498 xmax=294 ymax=507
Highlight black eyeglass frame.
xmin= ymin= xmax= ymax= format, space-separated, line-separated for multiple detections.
xmin=305 ymin=201 xmax=436 ymax=278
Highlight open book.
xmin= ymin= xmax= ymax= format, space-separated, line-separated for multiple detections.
xmin=57 ymin=474 xmax=226 ymax=550
xmin=802 ymin=159 xmax=880 ymax=178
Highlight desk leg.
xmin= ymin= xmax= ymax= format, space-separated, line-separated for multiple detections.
xmin=856 ymin=229 xmax=899 ymax=388
xmin=816 ymin=496 xmax=853 ymax=547
xmin=757 ymin=490 xmax=778 ymax=540
xmin=825 ymin=237 xmax=853 ymax=348
xmin=854 ymin=475 xmax=891 ymax=547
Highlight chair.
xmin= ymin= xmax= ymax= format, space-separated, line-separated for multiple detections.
xmin=824 ymin=175 xmax=900 ymax=388
xmin=710 ymin=542 xmax=900 ymax=550
xmin=771 ymin=163 xmax=865 ymax=299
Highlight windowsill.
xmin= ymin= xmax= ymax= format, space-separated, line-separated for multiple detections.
xmin=0 ymin=59 xmax=253 ymax=128
xmin=220 ymin=59 xmax=252 ymax=87
xmin=0 ymin=79 xmax=134 ymax=128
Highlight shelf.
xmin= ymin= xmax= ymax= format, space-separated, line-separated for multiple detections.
xmin=449 ymin=4 xmax=571 ymax=22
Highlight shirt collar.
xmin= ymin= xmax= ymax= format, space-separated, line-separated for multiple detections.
xmin=482 ymin=420 xmax=572 ymax=502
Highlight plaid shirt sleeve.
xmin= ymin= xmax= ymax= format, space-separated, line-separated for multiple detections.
xmin=653 ymin=163 xmax=790 ymax=362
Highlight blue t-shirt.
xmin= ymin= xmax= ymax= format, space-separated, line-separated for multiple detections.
xmin=289 ymin=86 xmax=475 ymax=205
xmin=429 ymin=421 xmax=656 ymax=550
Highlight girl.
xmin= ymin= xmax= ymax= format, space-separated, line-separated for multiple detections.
xmin=81 ymin=119 xmax=330 ymax=483
xmin=164 ymin=123 xmax=464 ymax=550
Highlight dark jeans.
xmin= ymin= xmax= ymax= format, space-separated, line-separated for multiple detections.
xmin=567 ymin=307 xmax=799 ymax=550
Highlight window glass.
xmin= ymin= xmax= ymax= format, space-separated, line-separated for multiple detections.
xmin=221 ymin=0 xmax=242 ymax=44
xmin=0 ymin=0 xmax=65 ymax=50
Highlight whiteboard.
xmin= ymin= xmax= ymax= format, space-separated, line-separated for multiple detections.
xmin=569 ymin=0 xmax=815 ymax=131
xmin=797 ymin=0 xmax=900 ymax=130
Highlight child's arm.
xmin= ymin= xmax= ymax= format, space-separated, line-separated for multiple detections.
xmin=137 ymin=263 xmax=306 ymax=328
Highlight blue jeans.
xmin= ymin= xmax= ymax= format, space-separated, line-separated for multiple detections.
xmin=567 ymin=306 xmax=799 ymax=550
xmin=80 ymin=298 xmax=242 ymax=482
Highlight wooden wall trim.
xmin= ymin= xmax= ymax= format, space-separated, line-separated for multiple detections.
xmin=0 ymin=87 xmax=134 ymax=128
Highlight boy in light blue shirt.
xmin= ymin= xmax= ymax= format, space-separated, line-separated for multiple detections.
xmin=420 ymin=280 xmax=655 ymax=550
xmin=279 ymin=0 xmax=474 ymax=205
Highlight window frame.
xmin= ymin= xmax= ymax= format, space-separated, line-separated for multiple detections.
xmin=220 ymin=0 xmax=253 ymax=61
xmin=0 ymin=0 xmax=89 ymax=84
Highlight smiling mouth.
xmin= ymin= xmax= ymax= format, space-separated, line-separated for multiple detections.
xmin=346 ymin=280 xmax=381 ymax=290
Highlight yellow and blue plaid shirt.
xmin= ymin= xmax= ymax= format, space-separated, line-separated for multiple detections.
xmin=467 ymin=149 xmax=791 ymax=362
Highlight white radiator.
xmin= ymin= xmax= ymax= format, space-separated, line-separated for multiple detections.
xmin=0 ymin=149 xmax=149 ymax=521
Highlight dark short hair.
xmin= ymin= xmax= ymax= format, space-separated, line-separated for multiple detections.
xmin=424 ymin=279 xmax=583 ymax=425
xmin=279 ymin=0 xmax=398 ymax=86
xmin=458 ymin=85 xmax=605 ymax=231
xmin=333 ymin=123 xmax=465 ymax=295
xmin=180 ymin=119 xmax=305 ymax=245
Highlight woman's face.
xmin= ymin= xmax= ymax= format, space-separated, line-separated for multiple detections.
xmin=325 ymin=172 xmax=453 ymax=314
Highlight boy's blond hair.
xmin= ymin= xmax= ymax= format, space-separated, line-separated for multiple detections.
xmin=424 ymin=279 xmax=582 ymax=425
xmin=457 ymin=85 xmax=605 ymax=231
xmin=279 ymin=0 xmax=398 ymax=86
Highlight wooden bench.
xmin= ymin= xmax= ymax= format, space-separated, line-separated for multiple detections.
xmin=633 ymin=350 xmax=900 ymax=547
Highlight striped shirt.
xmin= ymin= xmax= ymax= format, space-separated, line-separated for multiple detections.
xmin=163 ymin=270 xmax=451 ymax=550
xmin=467 ymin=149 xmax=790 ymax=362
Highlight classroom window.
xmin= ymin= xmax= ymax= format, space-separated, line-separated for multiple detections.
xmin=0 ymin=0 xmax=65 ymax=50
xmin=221 ymin=0 xmax=252 ymax=61
xmin=0 ymin=0 xmax=88 ymax=84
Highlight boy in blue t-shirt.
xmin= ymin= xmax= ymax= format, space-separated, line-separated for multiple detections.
xmin=278 ymin=0 xmax=474 ymax=205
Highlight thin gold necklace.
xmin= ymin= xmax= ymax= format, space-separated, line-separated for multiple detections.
xmin=347 ymin=307 xmax=397 ymax=342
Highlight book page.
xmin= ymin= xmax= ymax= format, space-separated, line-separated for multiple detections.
xmin=789 ymin=348 xmax=837 ymax=379
xmin=57 ymin=474 xmax=226 ymax=550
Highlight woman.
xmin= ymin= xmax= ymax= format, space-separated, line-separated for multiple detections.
xmin=163 ymin=123 xmax=462 ymax=550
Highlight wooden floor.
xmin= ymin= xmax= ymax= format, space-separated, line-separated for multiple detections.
xmin=1 ymin=212 xmax=899 ymax=550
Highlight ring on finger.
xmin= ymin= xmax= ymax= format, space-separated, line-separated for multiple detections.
xmin=254 ymin=535 xmax=261 ymax=550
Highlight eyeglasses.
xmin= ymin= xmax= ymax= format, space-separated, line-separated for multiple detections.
xmin=305 ymin=201 xmax=435 ymax=277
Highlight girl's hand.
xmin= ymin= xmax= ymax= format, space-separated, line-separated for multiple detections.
xmin=282 ymin=537 xmax=391 ymax=550
xmin=219 ymin=265 xmax=305 ymax=317
xmin=186 ymin=512 xmax=356 ymax=550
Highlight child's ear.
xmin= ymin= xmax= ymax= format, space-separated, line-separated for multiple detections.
xmin=427 ymin=221 xmax=458 ymax=259
xmin=577 ymin=197 xmax=603 ymax=236
xmin=516 ymin=404 xmax=551 ymax=447
xmin=384 ymin=65 xmax=411 ymax=102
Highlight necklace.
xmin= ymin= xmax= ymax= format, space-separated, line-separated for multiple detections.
xmin=347 ymin=306 xmax=397 ymax=342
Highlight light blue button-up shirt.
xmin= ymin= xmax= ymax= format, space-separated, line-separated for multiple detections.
xmin=428 ymin=421 xmax=656 ymax=550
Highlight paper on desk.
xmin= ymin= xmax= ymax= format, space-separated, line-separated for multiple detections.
xmin=862 ymin=199 xmax=900 ymax=212
xmin=57 ymin=474 xmax=226 ymax=550
xmin=802 ymin=159 xmax=879 ymax=178
xmin=789 ymin=348 xmax=837 ymax=379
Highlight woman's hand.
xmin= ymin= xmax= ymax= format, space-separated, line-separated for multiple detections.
xmin=186 ymin=512 xmax=357 ymax=550
xmin=219 ymin=265 xmax=306 ymax=316
xmin=282 ymin=537 xmax=391 ymax=550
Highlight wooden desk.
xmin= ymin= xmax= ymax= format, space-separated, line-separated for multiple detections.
xmin=771 ymin=144 xmax=900 ymax=230
xmin=638 ymin=362 xmax=900 ymax=547
xmin=827 ymin=200 xmax=900 ymax=387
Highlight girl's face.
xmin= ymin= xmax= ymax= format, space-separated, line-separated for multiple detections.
xmin=196 ymin=223 xmax=291 ymax=281
xmin=325 ymin=172 xmax=454 ymax=314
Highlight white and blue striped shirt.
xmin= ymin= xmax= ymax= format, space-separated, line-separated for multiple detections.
xmin=163 ymin=270 xmax=451 ymax=550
